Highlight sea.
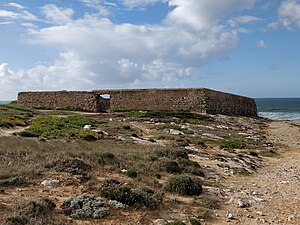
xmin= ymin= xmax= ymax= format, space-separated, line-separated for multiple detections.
xmin=255 ymin=98 xmax=300 ymax=121
xmin=0 ymin=101 xmax=10 ymax=104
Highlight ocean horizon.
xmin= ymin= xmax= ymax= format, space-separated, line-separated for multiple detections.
xmin=255 ymin=98 xmax=300 ymax=120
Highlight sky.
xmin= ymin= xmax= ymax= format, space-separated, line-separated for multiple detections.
xmin=0 ymin=0 xmax=299 ymax=100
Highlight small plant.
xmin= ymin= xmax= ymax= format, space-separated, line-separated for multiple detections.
xmin=166 ymin=176 xmax=202 ymax=196
xmin=162 ymin=160 xmax=182 ymax=174
xmin=189 ymin=218 xmax=201 ymax=225
xmin=155 ymin=173 xmax=161 ymax=179
xmin=6 ymin=216 xmax=28 ymax=225
xmin=126 ymin=170 xmax=138 ymax=178
xmin=122 ymin=125 xmax=131 ymax=130
xmin=82 ymin=134 xmax=98 ymax=141
xmin=177 ymin=158 xmax=204 ymax=177
xmin=0 ymin=177 xmax=24 ymax=187
xmin=249 ymin=151 xmax=259 ymax=157
xmin=18 ymin=198 xmax=56 ymax=217
xmin=61 ymin=194 xmax=108 ymax=219
xmin=100 ymin=185 xmax=163 ymax=209
xmin=18 ymin=131 xmax=40 ymax=137
xmin=97 ymin=152 xmax=119 ymax=167
xmin=220 ymin=140 xmax=246 ymax=149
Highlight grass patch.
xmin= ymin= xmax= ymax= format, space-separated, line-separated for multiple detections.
xmin=220 ymin=140 xmax=246 ymax=149
xmin=0 ymin=104 xmax=36 ymax=128
xmin=23 ymin=115 xmax=102 ymax=139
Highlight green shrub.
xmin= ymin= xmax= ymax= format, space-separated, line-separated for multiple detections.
xmin=177 ymin=158 xmax=204 ymax=177
xmin=189 ymin=218 xmax=201 ymax=225
xmin=162 ymin=161 xmax=182 ymax=174
xmin=100 ymin=186 xmax=163 ymax=209
xmin=249 ymin=151 xmax=259 ymax=157
xmin=166 ymin=176 xmax=202 ymax=196
xmin=127 ymin=170 xmax=138 ymax=178
xmin=122 ymin=125 xmax=131 ymax=130
xmin=220 ymin=140 xmax=246 ymax=149
xmin=18 ymin=131 xmax=40 ymax=137
xmin=0 ymin=177 xmax=24 ymax=187
xmin=6 ymin=216 xmax=28 ymax=225
xmin=97 ymin=152 xmax=119 ymax=167
xmin=18 ymin=198 xmax=56 ymax=217
xmin=82 ymin=134 xmax=98 ymax=141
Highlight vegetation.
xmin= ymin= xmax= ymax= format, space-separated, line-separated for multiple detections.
xmin=22 ymin=115 xmax=102 ymax=139
xmin=0 ymin=177 xmax=24 ymax=187
xmin=166 ymin=176 xmax=202 ymax=196
xmin=220 ymin=140 xmax=246 ymax=149
xmin=0 ymin=104 xmax=35 ymax=128
xmin=100 ymin=185 xmax=163 ymax=209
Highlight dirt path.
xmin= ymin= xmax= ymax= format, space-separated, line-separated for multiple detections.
xmin=217 ymin=121 xmax=300 ymax=224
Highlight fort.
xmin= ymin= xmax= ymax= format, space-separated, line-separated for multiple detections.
xmin=17 ymin=88 xmax=257 ymax=117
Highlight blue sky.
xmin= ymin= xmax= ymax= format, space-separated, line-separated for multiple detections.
xmin=0 ymin=0 xmax=299 ymax=100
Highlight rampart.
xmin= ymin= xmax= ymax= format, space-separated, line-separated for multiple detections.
xmin=17 ymin=88 xmax=257 ymax=117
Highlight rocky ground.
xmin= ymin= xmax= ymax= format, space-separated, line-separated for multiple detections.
xmin=0 ymin=107 xmax=299 ymax=225
xmin=215 ymin=120 xmax=300 ymax=225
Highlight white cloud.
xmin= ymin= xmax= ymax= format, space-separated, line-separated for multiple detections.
xmin=0 ymin=0 xmax=258 ymax=99
xmin=6 ymin=2 xmax=25 ymax=9
xmin=232 ymin=15 xmax=261 ymax=24
xmin=278 ymin=0 xmax=300 ymax=29
xmin=165 ymin=0 xmax=256 ymax=30
xmin=256 ymin=40 xmax=267 ymax=48
xmin=122 ymin=0 xmax=162 ymax=8
xmin=42 ymin=4 xmax=74 ymax=24
xmin=0 ymin=9 xmax=36 ymax=21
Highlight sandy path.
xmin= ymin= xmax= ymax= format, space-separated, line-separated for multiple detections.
xmin=217 ymin=120 xmax=300 ymax=224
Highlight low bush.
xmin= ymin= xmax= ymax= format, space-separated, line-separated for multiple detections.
xmin=18 ymin=198 xmax=56 ymax=217
xmin=177 ymin=158 xmax=205 ymax=177
xmin=6 ymin=216 xmax=28 ymax=225
xmin=97 ymin=152 xmax=120 ymax=167
xmin=220 ymin=140 xmax=246 ymax=149
xmin=166 ymin=176 xmax=202 ymax=196
xmin=0 ymin=177 xmax=24 ymax=187
xmin=100 ymin=185 xmax=163 ymax=209
xmin=61 ymin=194 xmax=108 ymax=219
xmin=162 ymin=161 xmax=182 ymax=174
xmin=82 ymin=134 xmax=98 ymax=141
xmin=126 ymin=170 xmax=138 ymax=178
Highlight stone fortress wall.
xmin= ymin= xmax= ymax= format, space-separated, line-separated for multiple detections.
xmin=18 ymin=88 xmax=257 ymax=117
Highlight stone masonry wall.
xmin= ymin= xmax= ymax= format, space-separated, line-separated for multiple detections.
xmin=203 ymin=89 xmax=257 ymax=117
xmin=18 ymin=91 xmax=100 ymax=112
xmin=95 ymin=88 xmax=207 ymax=112
xmin=17 ymin=88 xmax=257 ymax=117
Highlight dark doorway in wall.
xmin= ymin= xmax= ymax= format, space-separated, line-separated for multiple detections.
xmin=97 ymin=94 xmax=111 ymax=112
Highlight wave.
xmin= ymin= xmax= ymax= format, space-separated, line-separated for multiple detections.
xmin=259 ymin=112 xmax=300 ymax=121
